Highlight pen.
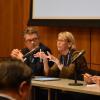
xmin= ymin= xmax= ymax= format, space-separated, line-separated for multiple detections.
xmin=40 ymin=49 xmax=42 ymax=62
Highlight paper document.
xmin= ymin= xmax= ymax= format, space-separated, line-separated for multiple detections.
xmin=32 ymin=76 xmax=60 ymax=81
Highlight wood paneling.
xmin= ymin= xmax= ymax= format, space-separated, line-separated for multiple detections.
xmin=0 ymin=0 xmax=13 ymax=56
xmin=0 ymin=0 xmax=30 ymax=56
xmin=91 ymin=28 xmax=100 ymax=71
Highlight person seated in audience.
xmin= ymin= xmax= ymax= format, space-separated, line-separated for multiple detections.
xmin=34 ymin=31 xmax=88 ymax=80
xmin=10 ymin=26 xmax=53 ymax=76
xmin=83 ymin=73 xmax=100 ymax=86
xmin=0 ymin=58 xmax=32 ymax=100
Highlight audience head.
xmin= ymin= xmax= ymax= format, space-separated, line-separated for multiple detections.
xmin=57 ymin=31 xmax=76 ymax=53
xmin=0 ymin=58 xmax=32 ymax=100
xmin=23 ymin=26 xmax=40 ymax=50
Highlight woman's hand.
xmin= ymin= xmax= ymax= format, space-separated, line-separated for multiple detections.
xmin=47 ymin=52 xmax=63 ymax=70
xmin=47 ymin=51 xmax=59 ymax=64
xmin=34 ymin=51 xmax=48 ymax=61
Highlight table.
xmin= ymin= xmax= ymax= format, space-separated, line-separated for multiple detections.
xmin=31 ymin=78 xmax=100 ymax=100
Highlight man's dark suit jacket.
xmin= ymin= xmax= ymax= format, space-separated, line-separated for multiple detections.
xmin=21 ymin=43 xmax=54 ymax=76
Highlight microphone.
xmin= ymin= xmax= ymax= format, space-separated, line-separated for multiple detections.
xmin=71 ymin=50 xmax=85 ymax=63
xmin=23 ymin=47 xmax=39 ymax=60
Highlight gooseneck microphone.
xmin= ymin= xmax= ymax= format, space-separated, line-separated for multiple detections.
xmin=71 ymin=50 xmax=85 ymax=63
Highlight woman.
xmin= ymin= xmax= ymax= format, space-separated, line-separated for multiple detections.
xmin=35 ymin=31 xmax=88 ymax=80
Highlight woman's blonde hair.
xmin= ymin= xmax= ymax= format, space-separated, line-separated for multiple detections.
xmin=58 ymin=31 xmax=76 ymax=49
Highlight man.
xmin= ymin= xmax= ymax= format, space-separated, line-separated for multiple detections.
xmin=0 ymin=58 xmax=32 ymax=100
xmin=10 ymin=26 xmax=53 ymax=76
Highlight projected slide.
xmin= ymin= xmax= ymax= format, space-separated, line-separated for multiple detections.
xmin=32 ymin=0 xmax=100 ymax=19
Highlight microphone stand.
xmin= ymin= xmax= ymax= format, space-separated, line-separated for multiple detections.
xmin=68 ymin=61 xmax=83 ymax=86
xmin=68 ymin=50 xmax=85 ymax=86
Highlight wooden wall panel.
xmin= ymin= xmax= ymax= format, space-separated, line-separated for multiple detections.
xmin=0 ymin=0 xmax=30 ymax=57
xmin=72 ymin=28 xmax=91 ymax=68
xmin=12 ymin=0 xmax=24 ymax=49
xmin=0 ymin=0 xmax=13 ymax=56
xmin=91 ymin=28 xmax=100 ymax=71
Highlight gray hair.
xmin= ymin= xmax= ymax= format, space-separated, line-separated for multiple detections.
xmin=23 ymin=26 xmax=39 ymax=37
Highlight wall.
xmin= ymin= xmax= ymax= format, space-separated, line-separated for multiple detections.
xmin=0 ymin=0 xmax=30 ymax=56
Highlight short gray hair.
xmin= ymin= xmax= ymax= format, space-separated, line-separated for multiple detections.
xmin=23 ymin=26 xmax=39 ymax=37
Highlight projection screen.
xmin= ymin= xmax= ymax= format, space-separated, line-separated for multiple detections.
xmin=28 ymin=0 xmax=100 ymax=27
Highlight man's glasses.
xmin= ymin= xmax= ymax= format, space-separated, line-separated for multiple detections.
xmin=25 ymin=38 xmax=39 ymax=43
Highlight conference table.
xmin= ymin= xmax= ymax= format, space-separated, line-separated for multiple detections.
xmin=31 ymin=76 xmax=100 ymax=100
